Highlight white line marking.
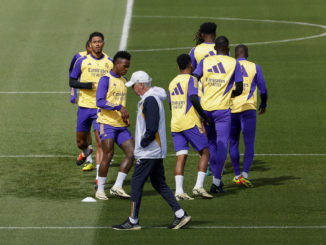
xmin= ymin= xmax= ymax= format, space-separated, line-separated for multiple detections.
xmin=0 ymin=225 xmax=324 ymax=230
xmin=129 ymin=16 xmax=326 ymax=52
xmin=119 ymin=0 xmax=134 ymax=50
xmin=0 ymin=1 xmax=134 ymax=95
xmin=0 ymin=92 xmax=69 ymax=94
xmin=0 ymin=155 xmax=73 ymax=158
xmin=0 ymin=154 xmax=325 ymax=158
xmin=133 ymin=15 xmax=326 ymax=29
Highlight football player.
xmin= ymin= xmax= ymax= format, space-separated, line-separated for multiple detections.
xmin=69 ymin=32 xmax=113 ymax=181
xmin=193 ymin=36 xmax=243 ymax=194
xmin=95 ymin=51 xmax=134 ymax=200
xmin=169 ymin=54 xmax=213 ymax=200
xmin=229 ymin=44 xmax=268 ymax=187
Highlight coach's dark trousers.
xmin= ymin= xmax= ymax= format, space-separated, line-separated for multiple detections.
xmin=130 ymin=158 xmax=181 ymax=219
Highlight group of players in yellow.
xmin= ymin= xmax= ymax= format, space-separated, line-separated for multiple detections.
xmin=68 ymin=22 xmax=267 ymax=203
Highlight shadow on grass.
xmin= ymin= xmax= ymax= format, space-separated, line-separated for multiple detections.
xmin=252 ymin=175 xmax=301 ymax=188
xmin=223 ymin=159 xmax=270 ymax=176
xmin=212 ymin=175 xmax=301 ymax=197
xmin=223 ymin=176 xmax=301 ymax=194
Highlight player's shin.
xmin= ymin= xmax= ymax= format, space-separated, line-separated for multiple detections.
xmin=174 ymin=153 xmax=187 ymax=194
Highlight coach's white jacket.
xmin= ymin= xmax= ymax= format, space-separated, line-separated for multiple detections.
xmin=134 ymin=86 xmax=167 ymax=159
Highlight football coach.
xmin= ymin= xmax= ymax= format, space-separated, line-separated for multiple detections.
xmin=112 ymin=71 xmax=191 ymax=230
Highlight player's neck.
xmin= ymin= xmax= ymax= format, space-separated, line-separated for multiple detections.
xmin=216 ymin=49 xmax=229 ymax=55
xmin=91 ymin=51 xmax=103 ymax=59
xmin=204 ymin=36 xmax=215 ymax=43
xmin=112 ymin=68 xmax=122 ymax=77
xmin=180 ymin=68 xmax=192 ymax=75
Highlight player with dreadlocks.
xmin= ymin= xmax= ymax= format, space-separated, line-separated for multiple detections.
xmin=189 ymin=22 xmax=217 ymax=70
xmin=189 ymin=22 xmax=217 ymax=176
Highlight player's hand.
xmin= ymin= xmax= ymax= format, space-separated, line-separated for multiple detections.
xmin=259 ymin=107 xmax=266 ymax=115
xmin=92 ymin=82 xmax=96 ymax=89
xmin=231 ymin=90 xmax=236 ymax=98
xmin=119 ymin=106 xmax=129 ymax=122
xmin=124 ymin=119 xmax=130 ymax=127
xmin=205 ymin=117 xmax=214 ymax=126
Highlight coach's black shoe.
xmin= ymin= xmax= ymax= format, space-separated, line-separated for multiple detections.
xmin=112 ymin=218 xmax=141 ymax=230
xmin=168 ymin=212 xmax=192 ymax=229
xmin=210 ymin=181 xmax=225 ymax=193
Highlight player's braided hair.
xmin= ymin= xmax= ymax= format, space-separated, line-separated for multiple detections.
xmin=194 ymin=22 xmax=217 ymax=45
xmin=194 ymin=30 xmax=204 ymax=45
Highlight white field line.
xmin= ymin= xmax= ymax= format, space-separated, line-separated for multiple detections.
xmin=0 ymin=153 xmax=325 ymax=158
xmin=0 ymin=225 xmax=325 ymax=230
xmin=0 ymin=92 xmax=69 ymax=94
xmin=129 ymin=16 xmax=326 ymax=52
xmin=0 ymin=1 xmax=134 ymax=95
xmin=119 ymin=0 xmax=134 ymax=50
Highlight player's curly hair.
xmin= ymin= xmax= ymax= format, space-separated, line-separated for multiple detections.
xmin=194 ymin=22 xmax=217 ymax=45
xmin=89 ymin=32 xmax=104 ymax=42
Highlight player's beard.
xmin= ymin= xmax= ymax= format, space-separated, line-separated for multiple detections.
xmin=94 ymin=49 xmax=102 ymax=55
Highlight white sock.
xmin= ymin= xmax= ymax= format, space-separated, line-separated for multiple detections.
xmin=213 ymin=177 xmax=221 ymax=186
xmin=113 ymin=172 xmax=127 ymax=188
xmin=175 ymin=209 xmax=185 ymax=218
xmin=242 ymin=171 xmax=248 ymax=179
xmin=235 ymin=174 xmax=241 ymax=179
xmin=97 ymin=177 xmax=106 ymax=192
xmin=175 ymin=175 xmax=184 ymax=194
xmin=129 ymin=216 xmax=139 ymax=224
xmin=86 ymin=154 xmax=93 ymax=163
xmin=195 ymin=171 xmax=206 ymax=188
xmin=96 ymin=164 xmax=100 ymax=180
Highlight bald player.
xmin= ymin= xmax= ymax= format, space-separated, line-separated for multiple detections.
xmin=229 ymin=44 xmax=268 ymax=187
xmin=193 ymin=36 xmax=243 ymax=194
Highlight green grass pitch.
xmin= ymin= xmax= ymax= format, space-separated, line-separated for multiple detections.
xmin=0 ymin=0 xmax=325 ymax=244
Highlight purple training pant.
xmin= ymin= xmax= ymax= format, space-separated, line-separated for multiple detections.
xmin=229 ymin=110 xmax=256 ymax=176
xmin=204 ymin=109 xmax=231 ymax=179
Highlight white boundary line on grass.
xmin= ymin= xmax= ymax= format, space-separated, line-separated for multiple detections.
xmin=0 ymin=225 xmax=325 ymax=230
xmin=0 ymin=0 xmax=135 ymax=95
xmin=0 ymin=91 xmax=69 ymax=94
xmin=119 ymin=0 xmax=134 ymax=50
xmin=0 ymin=153 xmax=325 ymax=158
xmin=129 ymin=15 xmax=326 ymax=52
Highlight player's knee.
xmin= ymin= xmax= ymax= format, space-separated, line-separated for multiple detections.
xmin=106 ymin=150 xmax=114 ymax=160
xmin=201 ymin=148 xmax=210 ymax=157
xmin=126 ymin=152 xmax=134 ymax=161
